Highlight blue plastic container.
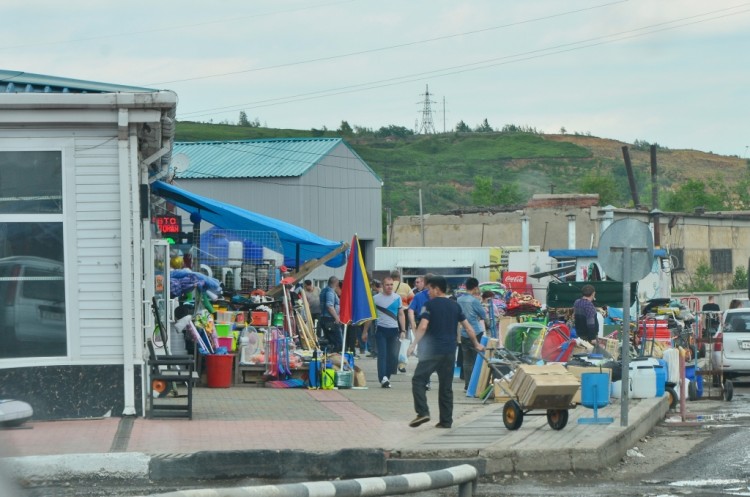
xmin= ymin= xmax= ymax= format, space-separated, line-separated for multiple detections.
xmin=685 ymin=364 xmax=703 ymax=398
xmin=581 ymin=372 xmax=610 ymax=408
xmin=653 ymin=363 xmax=666 ymax=397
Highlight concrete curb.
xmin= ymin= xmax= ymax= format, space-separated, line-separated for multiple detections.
xmin=3 ymin=453 xmax=151 ymax=482
xmin=2 ymin=397 xmax=669 ymax=484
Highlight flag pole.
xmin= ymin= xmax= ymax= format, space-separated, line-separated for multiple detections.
xmin=341 ymin=323 xmax=348 ymax=371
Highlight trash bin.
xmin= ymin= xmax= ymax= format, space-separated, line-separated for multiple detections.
xmin=206 ymin=354 xmax=234 ymax=388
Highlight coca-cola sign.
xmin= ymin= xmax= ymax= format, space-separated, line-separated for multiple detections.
xmin=503 ymin=271 xmax=527 ymax=289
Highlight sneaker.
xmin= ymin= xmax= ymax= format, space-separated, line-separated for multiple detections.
xmin=425 ymin=382 xmax=431 ymax=391
xmin=435 ymin=422 xmax=452 ymax=429
xmin=398 ymin=367 xmax=406 ymax=373
xmin=409 ymin=415 xmax=431 ymax=428
xmin=367 ymin=353 xmax=377 ymax=358
xmin=381 ymin=376 xmax=391 ymax=388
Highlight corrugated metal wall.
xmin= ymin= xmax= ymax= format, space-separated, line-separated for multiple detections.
xmin=177 ymin=142 xmax=382 ymax=279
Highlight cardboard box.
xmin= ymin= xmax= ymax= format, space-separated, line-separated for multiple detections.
xmin=520 ymin=374 xmax=579 ymax=407
xmin=512 ymin=364 xmax=578 ymax=407
xmin=493 ymin=378 xmax=514 ymax=403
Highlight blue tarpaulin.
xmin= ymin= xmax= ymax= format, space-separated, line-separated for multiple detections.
xmin=151 ymin=180 xmax=346 ymax=268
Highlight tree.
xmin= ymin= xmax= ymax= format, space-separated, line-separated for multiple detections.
xmin=337 ymin=120 xmax=353 ymax=136
xmin=472 ymin=176 xmax=525 ymax=206
xmin=455 ymin=120 xmax=471 ymax=133
xmin=238 ymin=111 xmax=250 ymax=127
xmin=676 ymin=258 xmax=718 ymax=293
xmin=560 ymin=126 xmax=567 ymax=135
xmin=375 ymin=124 xmax=414 ymax=139
xmin=663 ymin=179 xmax=724 ymax=212
xmin=472 ymin=176 xmax=494 ymax=205
xmin=731 ymin=266 xmax=749 ymax=290
xmin=475 ymin=118 xmax=493 ymax=133
xmin=579 ymin=171 xmax=618 ymax=206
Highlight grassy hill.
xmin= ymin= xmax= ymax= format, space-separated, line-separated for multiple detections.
xmin=175 ymin=121 xmax=746 ymax=217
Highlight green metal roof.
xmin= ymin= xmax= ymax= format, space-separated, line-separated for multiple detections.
xmin=0 ymin=69 xmax=158 ymax=94
xmin=173 ymin=138 xmax=355 ymax=179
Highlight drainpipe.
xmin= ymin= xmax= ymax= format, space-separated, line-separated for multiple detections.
xmin=118 ymin=109 xmax=137 ymax=416
xmin=567 ymin=213 xmax=576 ymax=250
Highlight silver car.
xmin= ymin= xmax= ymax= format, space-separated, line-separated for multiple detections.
xmin=711 ymin=308 xmax=750 ymax=394
xmin=0 ymin=256 xmax=66 ymax=345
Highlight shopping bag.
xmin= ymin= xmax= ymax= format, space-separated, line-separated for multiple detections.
xmin=353 ymin=367 xmax=367 ymax=387
xmin=398 ymin=335 xmax=411 ymax=369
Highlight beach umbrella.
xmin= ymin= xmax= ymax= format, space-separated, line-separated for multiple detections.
xmin=339 ymin=235 xmax=377 ymax=369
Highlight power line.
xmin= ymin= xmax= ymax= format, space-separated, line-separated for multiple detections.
xmin=0 ymin=0 xmax=361 ymax=52
xmin=147 ymin=0 xmax=629 ymax=85
xmin=178 ymin=4 xmax=750 ymax=120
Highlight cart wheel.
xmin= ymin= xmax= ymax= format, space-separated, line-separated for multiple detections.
xmin=665 ymin=386 xmax=678 ymax=409
xmin=547 ymin=409 xmax=569 ymax=430
xmin=687 ymin=381 xmax=698 ymax=401
xmin=723 ymin=380 xmax=734 ymax=401
xmin=503 ymin=400 xmax=524 ymax=430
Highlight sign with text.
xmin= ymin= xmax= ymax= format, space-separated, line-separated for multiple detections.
xmin=155 ymin=214 xmax=182 ymax=234
xmin=503 ymin=271 xmax=527 ymax=291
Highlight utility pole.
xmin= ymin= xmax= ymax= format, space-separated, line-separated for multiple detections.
xmin=442 ymin=96 xmax=446 ymax=133
xmin=416 ymin=84 xmax=436 ymax=134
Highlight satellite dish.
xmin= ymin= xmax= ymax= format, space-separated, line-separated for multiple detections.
xmin=597 ymin=218 xmax=654 ymax=282
xmin=171 ymin=153 xmax=190 ymax=171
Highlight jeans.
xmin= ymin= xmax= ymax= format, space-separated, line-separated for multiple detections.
xmin=375 ymin=326 xmax=399 ymax=381
xmin=319 ymin=317 xmax=342 ymax=353
xmin=411 ymin=353 xmax=455 ymax=426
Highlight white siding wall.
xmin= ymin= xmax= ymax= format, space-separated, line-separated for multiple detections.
xmin=74 ymin=129 xmax=126 ymax=360
xmin=0 ymin=126 xmax=127 ymax=364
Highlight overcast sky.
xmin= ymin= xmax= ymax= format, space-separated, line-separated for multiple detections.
xmin=4 ymin=0 xmax=749 ymax=156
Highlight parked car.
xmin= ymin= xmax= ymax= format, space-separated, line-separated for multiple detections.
xmin=711 ymin=307 xmax=750 ymax=382
xmin=0 ymin=256 xmax=66 ymax=345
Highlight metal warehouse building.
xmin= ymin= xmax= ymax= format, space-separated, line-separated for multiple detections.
xmin=171 ymin=138 xmax=383 ymax=279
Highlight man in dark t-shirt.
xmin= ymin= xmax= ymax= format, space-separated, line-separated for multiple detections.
xmin=407 ymin=275 xmax=484 ymax=429
xmin=702 ymin=295 xmax=721 ymax=335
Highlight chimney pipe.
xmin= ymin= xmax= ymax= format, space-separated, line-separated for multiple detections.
xmin=622 ymin=146 xmax=641 ymax=209
xmin=567 ymin=213 xmax=576 ymax=250
xmin=601 ymin=206 xmax=614 ymax=234
xmin=650 ymin=145 xmax=660 ymax=247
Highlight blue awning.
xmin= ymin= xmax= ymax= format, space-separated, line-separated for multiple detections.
xmin=151 ymin=180 xmax=346 ymax=268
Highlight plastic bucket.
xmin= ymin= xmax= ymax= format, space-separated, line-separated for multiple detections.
xmin=630 ymin=365 xmax=657 ymax=398
xmin=206 ymin=354 xmax=234 ymax=388
xmin=653 ymin=364 xmax=666 ymax=397
xmin=581 ymin=372 xmax=610 ymax=408
xmin=637 ymin=357 xmax=666 ymax=397
xmin=336 ymin=370 xmax=353 ymax=389
xmin=215 ymin=323 xmax=232 ymax=338
xmin=685 ymin=365 xmax=703 ymax=397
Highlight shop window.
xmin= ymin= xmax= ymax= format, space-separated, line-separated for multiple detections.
xmin=710 ymin=249 xmax=732 ymax=274
xmin=0 ymin=150 xmax=66 ymax=359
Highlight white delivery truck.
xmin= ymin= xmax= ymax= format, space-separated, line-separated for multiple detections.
xmin=374 ymin=246 xmax=504 ymax=290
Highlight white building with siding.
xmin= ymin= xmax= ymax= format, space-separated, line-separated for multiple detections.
xmin=0 ymin=70 xmax=177 ymax=419
xmin=172 ymin=138 xmax=383 ymax=280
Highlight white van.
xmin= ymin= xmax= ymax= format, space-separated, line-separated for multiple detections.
xmin=0 ymin=256 xmax=65 ymax=345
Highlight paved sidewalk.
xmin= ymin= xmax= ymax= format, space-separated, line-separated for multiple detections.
xmin=0 ymin=355 xmax=669 ymax=483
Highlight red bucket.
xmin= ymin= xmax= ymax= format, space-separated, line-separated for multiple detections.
xmin=206 ymin=354 xmax=234 ymax=388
